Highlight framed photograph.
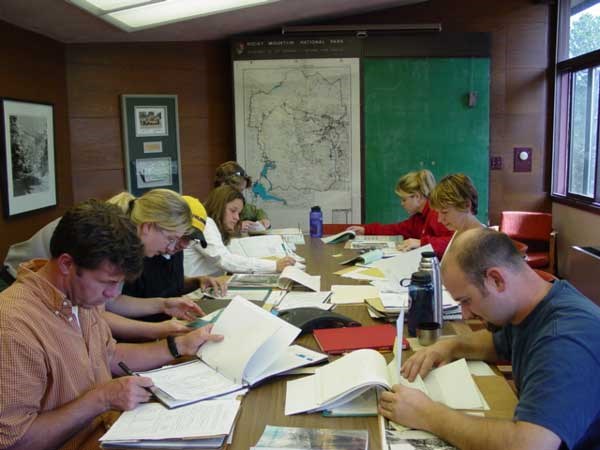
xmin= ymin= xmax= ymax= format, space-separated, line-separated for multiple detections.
xmin=0 ymin=99 xmax=57 ymax=217
xmin=134 ymin=105 xmax=168 ymax=137
xmin=135 ymin=157 xmax=173 ymax=188
xmin=121 ymin=95 xmax=181 ymax=196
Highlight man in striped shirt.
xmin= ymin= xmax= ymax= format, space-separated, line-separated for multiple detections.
xmin=0 ymin=200 xmax=223 ymax=450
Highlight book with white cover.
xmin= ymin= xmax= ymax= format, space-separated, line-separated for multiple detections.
xmin=228 ymin=266 xmax=320 ymax=291
xmin=284 ymin=349 xmax=487 ymax=415
xmin=138 ymin=297 xmax=326 ymax=408
xmin=99 ymin=399 xmax=240 ymax=449
xmin=321 ymin=229 xmax=356 ymax=244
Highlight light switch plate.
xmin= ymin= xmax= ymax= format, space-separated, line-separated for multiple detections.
xmin=513 ymin=147 xmax=532 ymax=172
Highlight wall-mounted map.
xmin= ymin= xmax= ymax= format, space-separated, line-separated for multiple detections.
xmin=234 ymin=58 xmax=361 ymax=230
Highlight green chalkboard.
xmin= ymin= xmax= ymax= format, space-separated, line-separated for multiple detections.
xmin=363 ymin=58 xmax=490 ymax=225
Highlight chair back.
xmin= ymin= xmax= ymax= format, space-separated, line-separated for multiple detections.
xmin=500 ymin=211 xmax=552 ymax=241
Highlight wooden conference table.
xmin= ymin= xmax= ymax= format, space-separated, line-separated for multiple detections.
xmin=223 ymin=237 xmax=518 ymax=450
xmin=74 ymin=236 xmax=518 ymax=450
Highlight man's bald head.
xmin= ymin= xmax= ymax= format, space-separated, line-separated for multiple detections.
xmin=443 ymin=228 xmax=527 ymax=293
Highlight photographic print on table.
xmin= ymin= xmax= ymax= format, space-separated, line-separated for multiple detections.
xmin=0 ymin=99 xmax=56 ymax=217
xmin=134 ymin=105 xmax=168 ymax=137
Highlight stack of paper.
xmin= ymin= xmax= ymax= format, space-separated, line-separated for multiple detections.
xmin=228 ymin=266 xmax=320 ymax=292
xmin=99 ymin=399 xmax=241 ymax=449
xmin=267 ymin=228 xmax=305 ymax=246
xmin=442 ymin=290 xmax=463 ymax=320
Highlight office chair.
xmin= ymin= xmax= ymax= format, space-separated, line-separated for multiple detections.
xmin=500 ymin=211 xmax=557 ymax=274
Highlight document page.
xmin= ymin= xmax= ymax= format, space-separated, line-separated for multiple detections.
xmin=331 ymin=285 xmax=380 ymax=304
xmin=246 ymin=345 xmax=327 ymax=385
xmin=369 ymin=244 xmax=434 ymax=282
xmin=318 ymin=349 xmax=390 ymax=403
xmin=423 ymin=358 xmax=486 ymax=410
xmin=229 ymin=235 xmax=286 ymax=258
xmin=99 ymin=399 xmax=240 ymax=442
xmin=199 ymin=297 xmax=300 ymax=384
xmin=276 ymin=291 xmax=333 ymax=311
xmin=139 ymin=360 xmax=242 ymax=406
xmin=279 ymin=266 xmax=321 ymax=291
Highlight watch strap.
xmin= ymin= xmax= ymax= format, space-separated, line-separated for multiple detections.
xmin=166 ymin=335 xmax=180 ymax=358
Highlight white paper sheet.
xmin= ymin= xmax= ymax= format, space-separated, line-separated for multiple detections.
xmin=280 ymin=266 xmax=321 ymax=291
xmin=199 ymin=296 xmax=300 ymax=384
xmin=140 ymin=360 xmax=241 ymax=403
xmin=276 ymin=291 xmax=332 ymax=311
xmin=99 ymin=399 xmax=240 ymax=442
xmin=331 ymin=285 xmax=380 ymax=304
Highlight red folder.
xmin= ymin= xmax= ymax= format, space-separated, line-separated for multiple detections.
xmin=313 ymin=324 xmax=408 ymax=355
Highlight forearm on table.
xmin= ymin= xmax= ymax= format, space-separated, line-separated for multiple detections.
xmin=451 ymin=329 xmax=498 ymax=362
xmin=102 ymin=311 xmax=166 ymax=341
xmin=106 ymin=295 xmax=165 ymax=317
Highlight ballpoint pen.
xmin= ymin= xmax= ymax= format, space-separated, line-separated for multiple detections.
xmin=118 ymin=361 xmax=159 ymax=399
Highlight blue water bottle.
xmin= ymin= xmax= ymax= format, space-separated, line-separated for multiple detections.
xmin=309 ymin=206 xmax=323 ymax=238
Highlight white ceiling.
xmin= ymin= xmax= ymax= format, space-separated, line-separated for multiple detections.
xmin=0 ymin=0 xmax=426 ymax=43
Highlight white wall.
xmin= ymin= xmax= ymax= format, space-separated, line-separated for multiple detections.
xmin=552 ymin=202 xmax=600 ymax=277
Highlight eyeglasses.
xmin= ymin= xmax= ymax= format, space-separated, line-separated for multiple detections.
xmin=157 ymin=227 xmax=183 ymax=251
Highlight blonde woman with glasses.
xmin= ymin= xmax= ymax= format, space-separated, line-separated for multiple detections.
xmin=106 ymin=189 xmax=226 ymax=339
xmin=3 ymin=189 xmax=225 ymax=341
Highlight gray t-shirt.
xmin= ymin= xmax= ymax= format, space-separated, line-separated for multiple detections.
xmin=493 ymin=280 xmax=600 ymax=449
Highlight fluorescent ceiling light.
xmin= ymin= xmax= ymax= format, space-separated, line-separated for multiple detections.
xmin=67 ymin=0 xmax=279 ymax=31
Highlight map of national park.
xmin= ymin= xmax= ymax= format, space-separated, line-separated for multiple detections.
xmin=234 ymin=58 xmax=361 ymax=227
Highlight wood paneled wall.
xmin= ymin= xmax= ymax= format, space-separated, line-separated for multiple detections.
xmin=1 ymin=0 xmax=553 ymax=265
xmin=0 ymin=21 xmax=71 ymax=263
xmin=336 ymin=0 xmax=553 ymax=225
xmin=65 ymin=41 xmax=234 ymax=203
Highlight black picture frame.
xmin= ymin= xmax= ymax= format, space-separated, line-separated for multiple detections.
xmin=0 ymin=98 xmax=57 ymax=218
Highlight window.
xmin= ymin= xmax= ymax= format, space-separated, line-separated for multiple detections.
xmin=553 ymin=0 xmax=600 ymax=208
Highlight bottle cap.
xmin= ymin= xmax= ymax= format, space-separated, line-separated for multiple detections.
xmin=311 ymin=206 xmax=321 ymax=212
xmin=420 ymin=251 xmax=436 ymax=258
xmin=410 ymin=271 xmax=432 ymax=284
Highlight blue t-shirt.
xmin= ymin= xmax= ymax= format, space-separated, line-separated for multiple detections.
xmin=493 ymin=281 xmax=600 ymax=450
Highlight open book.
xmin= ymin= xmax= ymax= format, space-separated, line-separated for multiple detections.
xmin=285 ymin=349 xmax=488 ymax=415
xmin=138 ymin=297 xmax=326 ymax=408
xmin=340 ymin=249 xmax=384 ymax=265
xmin=99 ymin=399 xmax=240 ymax=449
xmin=228 ymin=266 xmax=320 ymax=291
xmin=321 ymin=229 xmax=356 ymax=244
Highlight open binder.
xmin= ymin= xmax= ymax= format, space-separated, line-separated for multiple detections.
xmin=138 ymin=297 xmax=326 ymax=408
xmin=285 ymin=349 xmax=488 ymax=415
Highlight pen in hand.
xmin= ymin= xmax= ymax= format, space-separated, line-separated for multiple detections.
xmin=118 ymin=361 xmax=157 ymax=398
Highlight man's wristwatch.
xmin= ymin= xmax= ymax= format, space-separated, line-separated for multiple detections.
xmin=166 ymin=335 xmax=181 ymax=358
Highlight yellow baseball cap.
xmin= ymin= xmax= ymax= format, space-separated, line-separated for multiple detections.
xmin=182 ymin=195 xmax=207 ymax=248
